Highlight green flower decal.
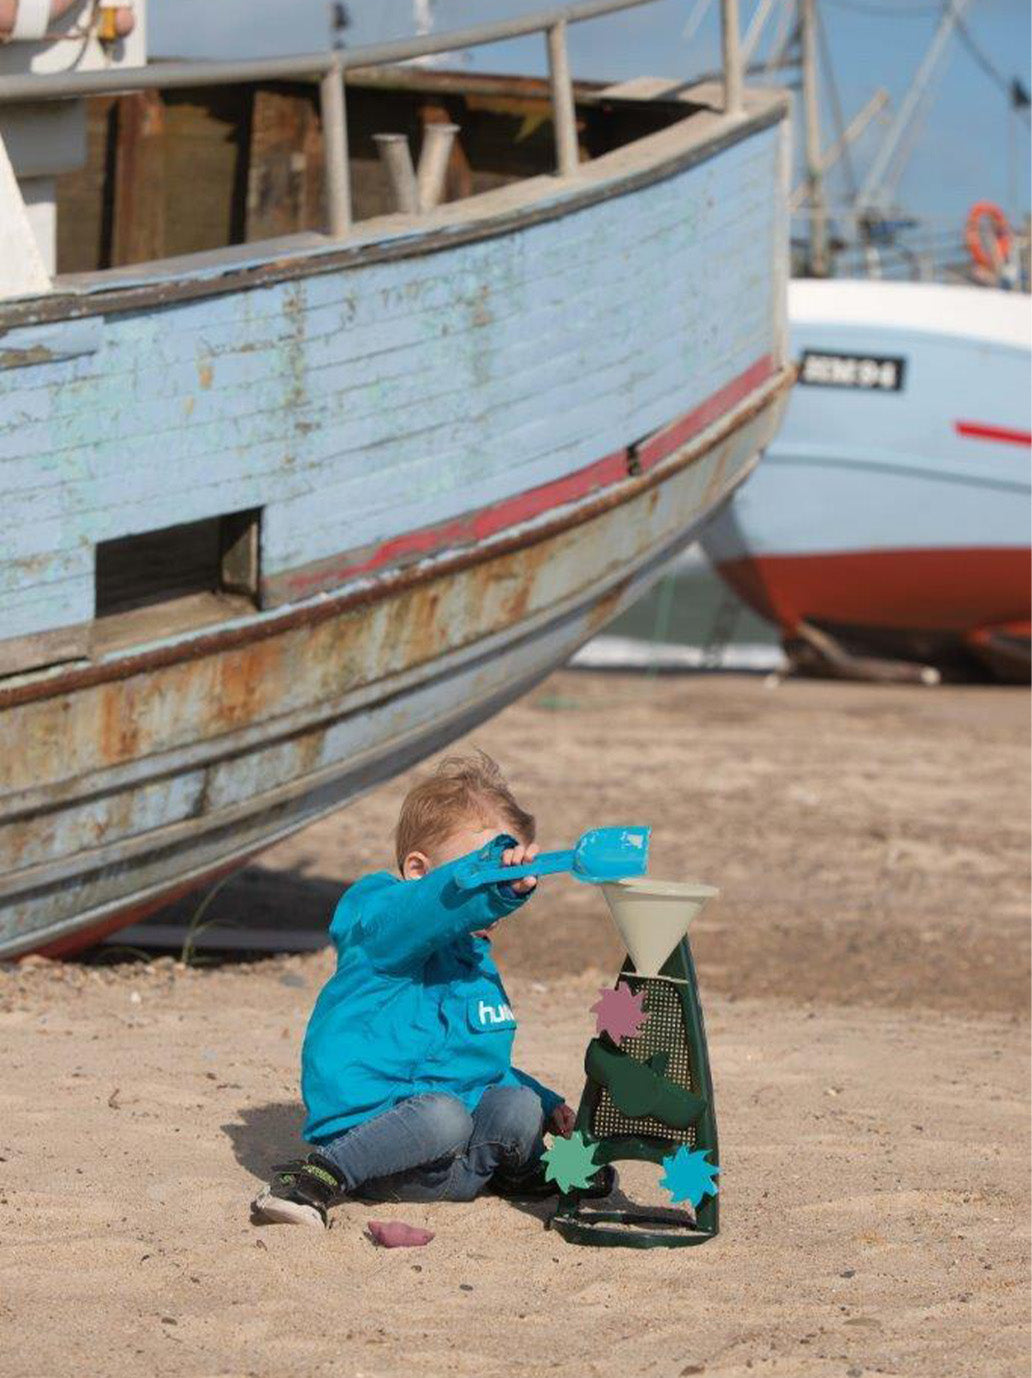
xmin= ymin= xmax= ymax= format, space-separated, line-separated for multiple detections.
xmin=541 ymin=1130 xmax=601 ymax=1193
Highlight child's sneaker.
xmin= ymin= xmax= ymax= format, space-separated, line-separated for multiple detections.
xmin=491 ymin=1162 xmax=617 ymax=1201
xmin=251 ymin=1154 xmax=343 ymax=1228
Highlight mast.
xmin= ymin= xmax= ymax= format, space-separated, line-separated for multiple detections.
xmin=800 ymin=0 xmax=828 ymax=275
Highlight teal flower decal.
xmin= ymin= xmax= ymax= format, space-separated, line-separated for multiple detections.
xmin=658 ymin=1147 xmax=720 ymax=1207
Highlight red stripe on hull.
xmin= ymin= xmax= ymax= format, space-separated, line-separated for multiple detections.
xmin=955 ymin=421 xmax=1032 ymax=447
xmin=276 ymin=355 xmax=774 ymax=599
xmin=635 ymin=356 xmax=776 ymax=472
xmin=715 ymin=546 xmax=1032 ymax=635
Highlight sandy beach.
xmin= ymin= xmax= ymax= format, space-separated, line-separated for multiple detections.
xmin=1 ymin=670 xmax=1028 ymax=1378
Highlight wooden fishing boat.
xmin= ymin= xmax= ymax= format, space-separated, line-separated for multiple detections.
xmin=0 ymin=0 xmax=792 ymax=959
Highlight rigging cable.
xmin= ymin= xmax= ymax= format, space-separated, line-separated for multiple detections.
xmin=944 ymin=1 xmax=1031 ymax=127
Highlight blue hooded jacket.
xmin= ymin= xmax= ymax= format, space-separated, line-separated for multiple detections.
xmin=301 ymin=835 xmax=562 ymax=1144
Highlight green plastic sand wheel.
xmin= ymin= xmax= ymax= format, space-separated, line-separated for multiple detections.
xmin=550 ymin=936 xmax=720 ymax=1250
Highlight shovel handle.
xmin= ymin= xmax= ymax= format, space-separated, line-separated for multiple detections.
xmin=453 ymin=848 xmax=574 ymax=889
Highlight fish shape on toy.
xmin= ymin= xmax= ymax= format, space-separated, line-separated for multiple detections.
xmin=585 ymin=1039 xmax=706 ymax=1129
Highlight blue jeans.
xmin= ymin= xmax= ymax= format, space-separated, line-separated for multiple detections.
xmin=317 ymin=1086 xmax=545 ymax=1203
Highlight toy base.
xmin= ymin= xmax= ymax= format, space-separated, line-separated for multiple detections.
xmin=550 ymin=1202 xmax=717 ymax=1249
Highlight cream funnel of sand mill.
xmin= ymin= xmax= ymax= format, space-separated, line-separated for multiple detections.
xmin=601 ymin=878 xmax=719 ymax=977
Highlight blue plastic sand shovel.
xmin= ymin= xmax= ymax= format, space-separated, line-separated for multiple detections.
xmin=453 ymin=826 xmax=651 ymax=889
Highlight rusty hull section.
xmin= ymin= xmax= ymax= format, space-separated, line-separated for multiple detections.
xmin=0 ymin=375 xmax=789 ymax=956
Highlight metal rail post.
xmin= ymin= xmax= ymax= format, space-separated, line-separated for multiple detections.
xmin=547 ymin=20 xmax=579 ymax=177
xmin=0 ymin=2 xmax=666 ymax=107
xmin=720 ymin=0 xmax=743 ymax=117
xmin=320 ymin=58 xmax=351 ymax=235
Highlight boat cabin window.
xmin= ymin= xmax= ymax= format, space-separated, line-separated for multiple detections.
xmin=93 ymin=509 xmax=261 ymax=651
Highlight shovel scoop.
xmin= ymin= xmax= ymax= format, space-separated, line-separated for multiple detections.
xmin=453 ymin=825 xmax=651 ymax=890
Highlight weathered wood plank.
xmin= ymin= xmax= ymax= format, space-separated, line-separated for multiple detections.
xmin=111 ymin=92 xmax=168 ymax=267
xmin=246 ymin=88 xmax=325 ymax=240
xmin=2 ymin=135 xmax=774 ymax=418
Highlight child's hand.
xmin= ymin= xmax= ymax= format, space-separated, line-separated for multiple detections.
xmin=547 ymin=1103 xmax=576 ymax=1138
xmin=501 ymin=841 xmax=539 ymax=895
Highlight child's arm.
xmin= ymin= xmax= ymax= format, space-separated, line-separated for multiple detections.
xmin=509 ymin=1066 xmax=564 ymax=1119
xmin=355 ymin=837 xmax=530 ymax=974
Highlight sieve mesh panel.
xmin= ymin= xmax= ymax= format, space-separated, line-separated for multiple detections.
xmin=591 ymin=975 xmax=698 ymax=1146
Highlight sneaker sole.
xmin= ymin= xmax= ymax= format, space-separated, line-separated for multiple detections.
xmin=252 ymin=1188 xmax=325 ymax=1229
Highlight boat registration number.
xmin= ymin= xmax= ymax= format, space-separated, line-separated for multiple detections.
xmin=799 ymin=351 xmax=905 ymax=392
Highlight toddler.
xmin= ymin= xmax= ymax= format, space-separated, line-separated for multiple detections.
xmin=253 ymin=751 xmax=610 ymax=1228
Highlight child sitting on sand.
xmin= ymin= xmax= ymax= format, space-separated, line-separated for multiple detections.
xmin=253 ymin=751 xmax=611 ymax=1228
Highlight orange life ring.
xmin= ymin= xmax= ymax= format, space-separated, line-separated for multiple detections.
xmin=0 ymin=0 xmax=134 ymax=41
xmin=966 ymin=201 xmax=1012 ymax=272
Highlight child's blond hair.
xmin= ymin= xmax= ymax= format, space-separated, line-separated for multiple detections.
xmin=395 ymin=751 xmax=536 ymax=871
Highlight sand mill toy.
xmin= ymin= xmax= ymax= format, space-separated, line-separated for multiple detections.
xmin=462 ymin=826 xmax=721 ymax=1249
xmin=545 ymin=876 xmax=721 ymax=1248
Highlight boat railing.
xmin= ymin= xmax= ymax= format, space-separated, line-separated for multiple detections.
xmin=0 ymin=0 xmax=745 ymax=237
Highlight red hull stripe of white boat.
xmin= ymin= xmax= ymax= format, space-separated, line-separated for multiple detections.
xmin=716 ymin=545 xmax=1031 ymax=635
xmin=276 ymin=355 xmax=774 ymax=600
xmin=954 ymin=420 xmax=1032 ymax=447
